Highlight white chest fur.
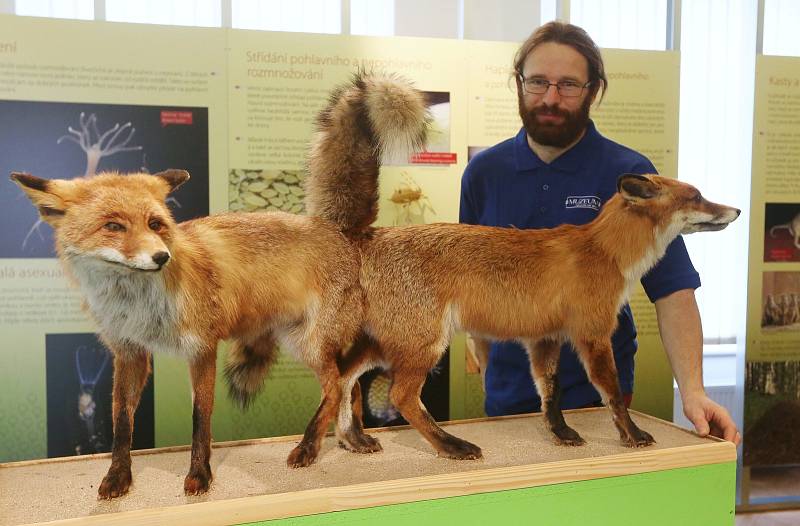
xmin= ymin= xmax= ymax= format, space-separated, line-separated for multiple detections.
xmin=70 ymin=259 xmax=202 ymax=357
xmin=617 ymin=223 xmax=682 ymax=312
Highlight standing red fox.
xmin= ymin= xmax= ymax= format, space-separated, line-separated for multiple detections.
xmin=10 ymin=74 xmax=435 ymax=494
xmin=10 ymin=169 xmax=372 ymax=497
xmin=290 ymin=73 xmax=741 ymax=466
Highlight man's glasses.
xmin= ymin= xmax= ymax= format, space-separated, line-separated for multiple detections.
xmin=518 ymin=75 xmax=592 ymax=98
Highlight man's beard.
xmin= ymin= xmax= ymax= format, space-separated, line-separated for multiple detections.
xmin=519 ymin=95 xmax=592 ymax=148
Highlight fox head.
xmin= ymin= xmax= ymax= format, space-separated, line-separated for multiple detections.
xmin=11 ymin=170 xmax=189 ymax=272
xmin=617 ymin=173 xmax=740 ymax=235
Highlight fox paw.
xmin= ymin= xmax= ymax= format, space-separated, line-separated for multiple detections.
xmin=438 ymin=438 xmax=483 ymax=460
xmin=98 ymin=466 xmax=132 ymax=500
xmin=339 ymin=433 xmax=383 ymax=454
xmin=353 ymin=433 xmax=383 ymax=453
xmin=622 ymin=428 xmax=655 ymax=448
xmin=287 ymin=442 xmax=319 ymax=468
xmin=184 ymin=463 xmax=212 ymax=496
xmin=553 ymin=425 xmax=586 ymax=446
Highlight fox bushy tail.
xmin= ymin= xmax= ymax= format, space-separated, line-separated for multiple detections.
xmin=305 ymin=71 xmax=429 ymax=237
xmin=224 ymin=337 xmax=280 ymax=409
xmin=225 ymin=73 xmax=427 ymax=409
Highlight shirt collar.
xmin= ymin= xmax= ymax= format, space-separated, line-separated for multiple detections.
xmin=514 ymin=119 xmax=600 ymax=174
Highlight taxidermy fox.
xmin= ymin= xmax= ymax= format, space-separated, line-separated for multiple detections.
xmin=10 ymin=169 xmax=369 ymax=497
xmin=293 ymin=73 xmax=741 ymax=465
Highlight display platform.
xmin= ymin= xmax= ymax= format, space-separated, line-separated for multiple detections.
xmin=0 ymin=408 xmax=736 ymax=526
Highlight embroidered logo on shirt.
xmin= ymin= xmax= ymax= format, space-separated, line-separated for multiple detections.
xmin=565 ymin=196 xmax=602 ymax=210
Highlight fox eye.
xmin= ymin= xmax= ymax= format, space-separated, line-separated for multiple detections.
xmin=693 ymin=194 xmax=702 ymax=203
xmin=104 ymin=222 xmax=125 ymax=232
xmin=148 ymin=219 xmax=164 ymax=231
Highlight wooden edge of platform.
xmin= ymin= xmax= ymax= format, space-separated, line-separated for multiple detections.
xmin=20 ymin=439 xmax=736 ymax=526
xmin=0 ymin=408 xmax=729 ymax=470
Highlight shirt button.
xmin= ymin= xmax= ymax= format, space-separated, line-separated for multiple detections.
xmin=542 ymin=184 xmax=549 ymax=191
xmin=540 ymin=206 xmax=547 ymax=213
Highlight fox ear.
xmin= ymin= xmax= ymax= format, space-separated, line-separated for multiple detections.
xmin=617 ymin=173 xmax=659 ymax=202
xmin=153 ymin=169 xmax=190 ymax=193
xmin=10 ymin=172 xmax=74 ymax=225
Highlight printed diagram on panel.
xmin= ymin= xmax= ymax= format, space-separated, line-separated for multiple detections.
xmin=228 ymin=169 xmax=306 ymax=214
xmin=389 ymin=173 xmax=436 ymax=226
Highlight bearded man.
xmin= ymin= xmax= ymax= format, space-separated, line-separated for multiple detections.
xmin=459 ymin=21 xmax=740 ymax=445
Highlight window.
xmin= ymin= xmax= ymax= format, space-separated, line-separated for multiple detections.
xmin=570 ymin=0 xmax=668 ymax=51
xmin=350 ymin=0 xmax=394 ymax=36
xmin=105 ymin=0 xmax=221 ymax=27
xmin=15 ymin=0 xmax=93 ymax=19
xmin=231 ymin=0 xmax=340 ymax=33
xmin=678 ymin=0 xmax=755 ymax=346
xmin=764 ymin=0 xmax=800 ymax=57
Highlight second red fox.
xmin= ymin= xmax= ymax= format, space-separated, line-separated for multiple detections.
xmin=294 ymin=72 xmax=741 ymax=465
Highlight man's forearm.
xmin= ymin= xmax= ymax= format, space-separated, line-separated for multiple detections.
xmin=654 ymin=288 xmax=705 ymax=398
xmin=654 ymin=288 xmax=740 ymax=443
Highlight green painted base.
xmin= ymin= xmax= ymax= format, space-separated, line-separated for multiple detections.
xmin=241 ymin=462 xmax=735 ymax=526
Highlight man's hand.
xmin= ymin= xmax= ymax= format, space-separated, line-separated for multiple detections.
xmin=682 ymin=392 xmax=741 ymax=445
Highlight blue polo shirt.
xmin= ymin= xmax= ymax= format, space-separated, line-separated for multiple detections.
xmin=459 ymin=121 xmax=700 ymax=416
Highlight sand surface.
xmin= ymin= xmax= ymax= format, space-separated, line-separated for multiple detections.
xmin=0 ymin=409 xmax=719 ymax=525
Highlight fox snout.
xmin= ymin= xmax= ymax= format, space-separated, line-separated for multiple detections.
xmin=85 ymin=246 xmax=171 ymax=272
xmin=689 ymin=202 xmax=740 ymax=233
xmin=152 ymin=251 xmax=170 ymax=268
xmin=130 ymin=248 xmax=171 ymax=271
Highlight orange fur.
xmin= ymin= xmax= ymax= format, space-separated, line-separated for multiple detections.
xmin=303 ymin=74 xmax=741 ymax=461
xmin=11 ymin=169 xmax=367 ymax=495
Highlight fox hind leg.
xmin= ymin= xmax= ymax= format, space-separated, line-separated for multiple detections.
xmin=390 ymin=364 xmax=482 ymax=460
xmin=335 ymin=334 xmax=383 ymax=453
xmin=98 ymin=349 xmax=151 ymax=499
xmin=287 ymin=360 xmax=343 ymax=468
xmin=337 ymin=377 xmax=383 ymax=453
xmin=344 ymin=381 xmax=382 ymax=452
xmin=288 ymin=337 xmax=384 ymax=467
xmin=524 ymin=338 xmax=585 ymax=446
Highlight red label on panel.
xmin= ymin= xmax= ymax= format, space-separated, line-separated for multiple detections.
xmin=410 ymin=152 xmax=458 ymax=164
xmin=161 ymin=111 xmax=193 ymax=126
xmin=769 ymin=248 xmax=794 ymax=261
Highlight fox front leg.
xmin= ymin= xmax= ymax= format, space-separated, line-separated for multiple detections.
xmin=98 ymin=350 xmax=151 ymax=499
xmin=573 ymin=337 xmax=654 ymax=447
xmin=184 ymin=349 xmax=217 ymax=495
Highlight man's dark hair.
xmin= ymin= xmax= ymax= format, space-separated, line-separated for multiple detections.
xmin=513 ymin=21 xmax=608 ymax=102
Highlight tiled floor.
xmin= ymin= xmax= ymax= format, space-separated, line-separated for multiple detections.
xmin=739 ymin=466 xmax=800 ymax=524
xmin=736 ymin=509 xmax=800 ymax=525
